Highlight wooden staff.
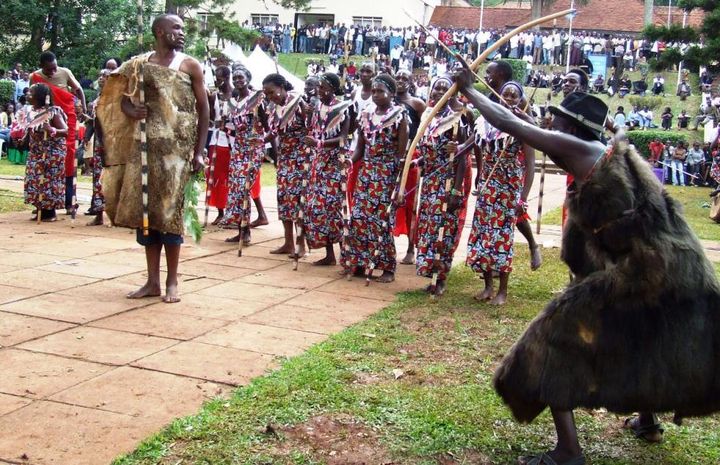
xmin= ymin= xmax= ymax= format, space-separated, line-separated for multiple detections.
xmin=293 ymin=160 xmax=309 ymax=271
xmin=71 ymin=138 xmax=78 ymax=223
xmin=536 ymin=153 xmax=547 ymax=234
xmin=136 ymin=0 xmax=149 ymax=236
xmin=237 ymin=164 xmax=253 ymax=257
xmin=339 ymin=147 xmax=353 ymax=280
xmin=429 ymin=122 xmax=460 ymax=298
xmin=396 ymin=8 xmax=575 ymax=205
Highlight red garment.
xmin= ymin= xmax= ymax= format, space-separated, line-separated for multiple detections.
xmin=251 ymin=167 xmax=261 ymax=200
xmin=648 ymin=141 xmax=664 ymax=164
xmin=346 ymin=159 xmax=362 ymax=209
xmin=393 ymin=165 xmax=418 ymax=237
xmin=30 ymin=73 xmax=77 ymax=177
xmin=207 ymin=145 xmax=230 ymax=209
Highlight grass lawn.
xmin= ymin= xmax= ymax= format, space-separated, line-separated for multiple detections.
xmin=0 ymin=188 xmax=29 ymax=213
xmin=541 ymin=184 xmax=720 ymax=243
xmin=0 ymin=159 xmax=26 ymax=177
xmin=114 ymin=245 xmax=720 ymax=465
xmin=260 ymin=161 xmax=277 ymax=187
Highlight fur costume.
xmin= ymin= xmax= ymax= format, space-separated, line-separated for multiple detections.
xmin=97 ymin=56 xmax=198 ymax=236
xmin=494 ymin=142 xmax=720 ymax=424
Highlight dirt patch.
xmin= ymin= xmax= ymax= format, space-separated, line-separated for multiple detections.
xmin=435 ymin=450 xmax=492 ymax=464
xmin=270 ymin=414 xmax=397 ymax=464
xmin=392 ymin=306 xmax=506 ymax=385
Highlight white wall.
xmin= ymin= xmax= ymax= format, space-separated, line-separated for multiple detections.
xmin=222 ymin=0 xmax=440 ymax=28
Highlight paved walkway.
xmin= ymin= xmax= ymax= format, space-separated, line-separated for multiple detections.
xmin=0 ymin=172 xmax=568 ymax=465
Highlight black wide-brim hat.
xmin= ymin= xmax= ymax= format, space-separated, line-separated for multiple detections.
xmin=548 ymin=92 xmax=609 ymax=140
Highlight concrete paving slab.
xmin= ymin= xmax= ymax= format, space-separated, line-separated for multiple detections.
xmin=0 ymin=401 xmax=160 ymax=465
xmin=0 ymin=292 xmax=149 ymax=324
xmin=0 ymin=312 xmax=75 ymax=347
xmin=18 ymin=327 xmax=177 ymax=365
xmin=178 ymin=260 xmax=259 ymax=281
xmin=237 ymin=263 xmax=340 ymax=290
xmin=49 ymin=366 xmax=228 ymax=417
xmin=132 ymin=341 xmax=276 ymax=386
xmin=0 ymin=251 xmax=63 ymax=268
xmin=0 ymin=284 xmax=44 ymax=305
xmin=243 ymin=303 xmax=378 ymax=335
xmin=155 ymin=293 xmax=271 ymax=321
xmin=0 ymin=394 xmax=32 ymax=416
xmin=284 ymin=290 xmax=390 ymax=314
xmin=35 ymin=259 xmax=142 ymax=280
xmin=196 ymin=280 xmax=304 ymax=305
xmin=196 ymin=321 xmax=327 ymax=357
xmin=0 ymin=269 xmax=98 ymax=292
xmin=196 ymin=250 xmax=290 ymax=270
xmin=89 ymin=307 xmax=230 ymax=340
xmin=0 ymin=349 xmax=110 ymax=399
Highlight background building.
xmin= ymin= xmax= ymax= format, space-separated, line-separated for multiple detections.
xmin=222 ymin=0 xmax=470 ymax=28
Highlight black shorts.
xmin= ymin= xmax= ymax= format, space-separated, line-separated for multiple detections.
xmin=136 ymin=229 xmax=184 ymax=246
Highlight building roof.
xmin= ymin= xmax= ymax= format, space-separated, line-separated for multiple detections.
xmin=429 ymin=0 xmax=704 ymax=33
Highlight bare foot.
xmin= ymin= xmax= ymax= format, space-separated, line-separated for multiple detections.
xmin=249 ymin=217 xmax=269 ymax=228
xmin=162 ymin=282 xmax=181 ymax=303
xmin=434 ymin=280 xmax=446 ymax=296
xmin=338 ymin=267 xmax=353 ymax=276
xmin=313 ymin=256 xmax=336 ymax=266
xmin=225 ymin=234 xmax=240 ymax=243
xmin=86 ymin=215 xmax=103 ymax=226
xmin=375 ymin=271 xmax=395 ymax=283
xmin=400 ymin=252 xmax=415 ymax=265
xmin=474 ymin=287 xmax=493 ymax=301
xmin=242 ymin=230 xmax=251 ymax=246
xmin=490 ymin=291 xmax=507 ymax=305
xmin=211 ymin=214 xmax=223 ymax=226
xmin=127 ymin=281 xmax=161 ymax=299
xmin=530 ymin=246 xmax=543 ymax=271
xmin=270 ymin=244 xmax=294 ymax=254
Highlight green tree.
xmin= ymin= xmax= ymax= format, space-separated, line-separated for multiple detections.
xmin=0 ymin=0 xmax=157 ymax=78
xmin=643 ymin=0 xmax=716 ymax=72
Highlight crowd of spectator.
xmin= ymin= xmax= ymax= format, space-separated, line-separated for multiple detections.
xmin=647 ymin=138 xmax=717 ymax=188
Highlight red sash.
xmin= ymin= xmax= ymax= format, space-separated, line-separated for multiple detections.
xmin=30 ymin=72 xmax=77 ymax=177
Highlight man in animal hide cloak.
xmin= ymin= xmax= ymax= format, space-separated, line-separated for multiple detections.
xmin=97 ymin=14 xmax=209 ymax=303
xmin=454 ymin=64 xmax=720 ymax=465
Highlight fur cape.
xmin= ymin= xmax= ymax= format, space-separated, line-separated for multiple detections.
xmin=97 ymin=56 xmax=198 ymax=236
xmin=494 ymin=142 xmax=720 ymax=424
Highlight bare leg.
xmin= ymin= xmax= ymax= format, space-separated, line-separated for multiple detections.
xmin=475 ymin=271 xmax=494 ymax=301
xmin=401 ymin=241 xmax=415 ymax=264
xmin=212 ymin=208 xmax=224 ymax=225
xmin=313 ymin=243 xmax=337 ymax=266
xmin=127 ymin=243 xmax=162 ymax=299
xmin=491 ymin=272 xmax=509 ymax=305
xmin=270 ymin=220 xmax=295 ymax=254
xmin=520 ymin=409 xmax=582 ymax=464
xmin=86 ymin=212 xmax=104 ymax=226
xmin=517 ymin=219 xmax=542 ymax=270
xmin=163 ymin=243 xmax=181 ymax=303
xmin=250 ymin=197 xmax=269 ymax=227
xmin=375 ymin=270 xmax=395 ymax=283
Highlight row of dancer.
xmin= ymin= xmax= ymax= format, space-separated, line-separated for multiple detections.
xmin=203 ymin=60 xmax=540 ymax=300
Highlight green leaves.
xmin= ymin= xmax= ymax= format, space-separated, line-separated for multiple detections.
xmin=183 ymin=172 xmax=203 ymax=243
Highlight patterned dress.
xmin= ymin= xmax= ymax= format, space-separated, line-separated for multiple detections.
xmin=207 ymin=94 xmax=234 ymax=210
xmin=268 ymin=93 xmax=310 ymax=222
xmin=343 ymin=104 xmax=406 ymax=273
xmin=466 ymin=132 xmax=525 ymax=274
xmin=24 ymin=106 xmax=67 ymax=210
xmin=415 ymin=108 xmax=465 ymax=281
xmin=221 ymin=91 xmax=265 ymax=226
xmin=304 ymin=98 xmax=351 ymax=249
xmin=88 ymin=101 xmax=105 ymax=213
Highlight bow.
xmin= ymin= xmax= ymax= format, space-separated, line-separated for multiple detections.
xmin=396 ymin=8 xmax=576 ymax=204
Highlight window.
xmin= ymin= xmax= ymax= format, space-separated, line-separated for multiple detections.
xmin=352 ymin=16 xmax=382 ymax=28
xmin=251 ymin=14 xmax=279 ymax=26
xmin=196 ymin=13 xmax=217 ymax=32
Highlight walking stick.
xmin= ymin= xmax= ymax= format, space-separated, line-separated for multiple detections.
xmin=237 ymin=158 xmax=254 ymax=257
xmin=340 ymin=150 xmax=353 ymax=280
xmin=429 ymin=122 xmax=460 ymax=298
xmin=536 ymin=153 xmax=547 ymax=234
xmin=136 ymin=0 xmax=149 ymax=236
xmin=71 ymin=141 xmax=78 ymax=223
xmin=293 ymin=160 xmax=309 ymax=271
xmin=396 ymin=8 xmax=575 ymax=205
